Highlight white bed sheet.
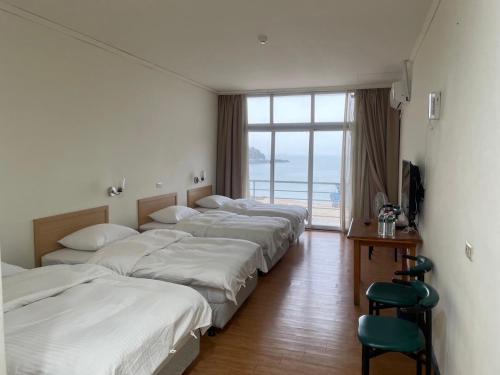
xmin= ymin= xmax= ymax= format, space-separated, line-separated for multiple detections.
xmin=141 ymin=211 xmax=291 ymax=264
xmin=4 ymin=264 xmax=212 ymax=375
xmin=42 ymin=251 xmax=230 ymax=304
xmin=42 ymin=248 xmax=93 ymax=266
xmin=140 ymin=221 xmax=177 ymax=231
xmin=194 ymin=207 xmax=217 ymax=213
xmin=220 ymin=199 xmax=308 ymax=239
xmin=88 ymin=229 xmax=264 ymax=302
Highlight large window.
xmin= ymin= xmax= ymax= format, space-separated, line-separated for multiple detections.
xmin=247 ymin=92 xmax=353 ymax=229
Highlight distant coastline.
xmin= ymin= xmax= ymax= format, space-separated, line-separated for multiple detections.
xmin=249 ymin=146 xmax=289 ymax=164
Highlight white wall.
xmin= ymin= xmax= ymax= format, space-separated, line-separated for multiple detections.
xmin=0 ymin=12 xmax=217 ymax=268
xmin=0 ymin=249 xmax=6 ymax=375
xmin=400 ymin=0 xmax=500 ymax=374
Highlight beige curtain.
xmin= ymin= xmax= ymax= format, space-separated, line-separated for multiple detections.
xmin=352 ymin=88 xmax=400 ymax=220
xmin=216 ymin=95 xmax=247 ymax=198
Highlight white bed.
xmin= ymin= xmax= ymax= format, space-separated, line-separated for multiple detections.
xmin=3 ymin=263 xmax=212 ymax=375
xmin=34 ymin=206 xmax=262 ymax=330
xmin=42 ymin=228 xmax=263 ymax=328
xmin=187 ymin=185 xmax=308 ymax=241
xmin=140 ymin=210 xmax=291 ymax=272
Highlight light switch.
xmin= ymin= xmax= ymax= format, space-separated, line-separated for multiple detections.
xmin=156 ymin=182 xmax=163 ymax=189
xmin=465 ymin=241 xmax=473 ymax=261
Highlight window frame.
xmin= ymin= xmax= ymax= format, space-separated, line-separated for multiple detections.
xmin=246 ymin=91 xmax=352 ymax=230
xmin=247 ymin=92 xmax=347 ymax=131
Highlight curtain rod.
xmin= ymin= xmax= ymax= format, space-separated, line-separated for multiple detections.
xmin=217 ymin=81 xmax=393 ymax=96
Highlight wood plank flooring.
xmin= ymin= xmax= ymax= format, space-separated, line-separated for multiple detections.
xmin=185 ymin=230 xmax=427 ymax=374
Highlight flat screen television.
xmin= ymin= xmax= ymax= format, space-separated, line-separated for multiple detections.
xmin=401 ymin=160 xmax=424 ymax=227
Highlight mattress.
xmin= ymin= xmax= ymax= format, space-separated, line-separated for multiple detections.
xmin=265 ymin=239 xmax=290 ymax=271
xmin=210 ymin=271 xmax=258 ymax=329
xmin=155 ymin=332 xmax=200 ymax=375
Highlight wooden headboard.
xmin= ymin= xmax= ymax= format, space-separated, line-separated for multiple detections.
xmin=33 ymin=206 xmax=109 ymax=267
xmin=187 ymin=185 xmax=213 ymax=208
xmin=137 ymin=193 xmax=178 ymax=227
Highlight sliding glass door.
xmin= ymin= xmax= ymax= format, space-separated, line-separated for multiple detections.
xmin=247 ymin=92 xmax=352 ymax=230
xmin=274 ymin=132 xmax=310 ymax=211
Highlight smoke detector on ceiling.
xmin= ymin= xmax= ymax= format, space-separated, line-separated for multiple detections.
xmin=258 ymin=34 xmax=268 ymax=45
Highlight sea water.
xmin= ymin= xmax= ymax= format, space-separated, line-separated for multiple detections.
xmin=248 ymin=153 xmax=341 ymax=203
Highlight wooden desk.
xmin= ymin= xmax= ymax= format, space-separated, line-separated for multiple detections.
xmin=347 ymin=218 xmax=422 ymax=306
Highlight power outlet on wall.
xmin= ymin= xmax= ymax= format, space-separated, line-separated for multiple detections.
xmin=156 ymin=182 xmax=163 ymax=189
xmin=465 ymin=241 xmax=473 ymax=261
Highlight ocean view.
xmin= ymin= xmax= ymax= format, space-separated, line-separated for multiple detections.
xmin=249 ymin=152 xmax=342 ymax=204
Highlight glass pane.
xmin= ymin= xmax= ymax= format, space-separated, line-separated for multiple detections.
xmin=274 ymin=95 xmax=311 ymax=123
xmin=314 ymin=93 xmax=346 ymax=123
xmin=312 ymin=131 xmax=343 ymax=227
xmin=247 ymin=96 xmax=270 ymax=124
xmin=248 ymin=132 xmax=271 ymax=203
xmin=274 ymin=132 xmax=309 ymax=209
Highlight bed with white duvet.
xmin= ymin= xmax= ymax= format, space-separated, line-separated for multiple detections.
xmin=42 ymin=228 xmax=263 ymax=328
xmin=198 ymin=197 xmax=308 ymax=241
xmin=140 ymin=209 xmax=292 ymax=271
xmin=3 ymin=263 xmax=212 ymax=375
xmin=187 ymin=187 xmax=308 ymax=241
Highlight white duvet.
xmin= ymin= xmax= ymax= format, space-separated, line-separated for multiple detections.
xmin=173 ymin=210 xmax=292 ymax=262
xmin=220 ymin=199 xmax=308 ymax=238
xmin=88 ymin=229 xmax=264 ymax=301
xmin=3 ymin=264 xmax=212 ymax=375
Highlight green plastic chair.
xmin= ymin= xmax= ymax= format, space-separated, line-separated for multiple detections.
xmin=366 ymin=255 xmax=433 ymax=315
xmin=358 ymin=281 xmax=439 ymax=375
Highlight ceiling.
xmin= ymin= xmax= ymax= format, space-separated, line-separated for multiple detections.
xmin=7 ymin=0 xmax=432 ymax=92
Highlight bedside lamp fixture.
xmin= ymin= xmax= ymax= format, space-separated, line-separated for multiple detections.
xmin=193 ymin=170 xmax=206 ymax=184
xmin=108 ymin=177 xmax=126 ymax=197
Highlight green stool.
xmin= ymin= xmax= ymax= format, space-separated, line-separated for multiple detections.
xmin=358 ymin=281 xmax=439 ymax=375
xmin=366 ymin=255 xmax=433 ymax=315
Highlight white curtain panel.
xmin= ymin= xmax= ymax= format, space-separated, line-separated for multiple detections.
xmin=341 ymin=92 xmax=355 ymax=232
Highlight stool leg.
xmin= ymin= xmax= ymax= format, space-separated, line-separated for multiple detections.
xmin=362 ymin=345 xmax=370 ymax=375
xmin=368 ymin=246 xmax=374 ymax=260
xmin=425 ymin=311 xmax=433 ymax=375
xmin=394 ymin=248 xmax=398 ymax=262
xmin=417 ymin=352 xmax=423 ymax=375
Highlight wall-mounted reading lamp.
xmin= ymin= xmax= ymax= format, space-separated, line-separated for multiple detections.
xmin=108 ymin=177 xmax=126 ymax=197
xmin=193 ymin=170 xmax=206 ymax=184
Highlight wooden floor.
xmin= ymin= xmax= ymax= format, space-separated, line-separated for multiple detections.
xmin=186 ymin=231 xmax=426 ymax=374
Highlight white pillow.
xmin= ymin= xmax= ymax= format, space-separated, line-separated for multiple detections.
xmin=2 ymin=262 xmax=26 ymax=277
xmin=150 ymin=206 xmax=199 ymax=224
xmin=58 ymin=224 xmax=138 ymax=251
xmin=195 ymin=195 xmax=233 ymax=209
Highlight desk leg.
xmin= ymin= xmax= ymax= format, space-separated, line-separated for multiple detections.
xmin=401 ymin=248 xmax=408 ymax=280
xmin=354 ymin=240 xmax=361 ymax=305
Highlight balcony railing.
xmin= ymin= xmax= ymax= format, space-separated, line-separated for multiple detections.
xmin=248 ymin=179 xmax=342 ymax=208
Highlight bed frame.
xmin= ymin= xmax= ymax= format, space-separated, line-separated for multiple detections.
xmin=137 ymin=193 xmax=178 ymax=227
xmin=187 ymin=185 xmax=213 ymax=208
xmin=33 ymin=206 xmax=109 ymax=267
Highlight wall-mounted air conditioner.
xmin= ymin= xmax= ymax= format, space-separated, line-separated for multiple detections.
xmin=390 ymin=60 xmax=411 ymax=109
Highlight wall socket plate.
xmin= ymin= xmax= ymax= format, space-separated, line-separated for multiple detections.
xmin=156 ymin=182 xmax=163 ymax=189
xmin=465 ymin=241 xmax=473 ymax=261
